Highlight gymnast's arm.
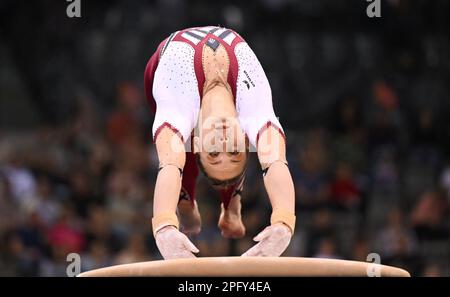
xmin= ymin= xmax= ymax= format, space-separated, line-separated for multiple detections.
xmin=153 ymin=128 xmax=185 ymax=222
xmin=242 ymin=127 xmax=295 ymax=257
xmin=152 ymin=128 xmax=199 ymax=259
xmin=258 ymin=127 xmax=296 ymax=231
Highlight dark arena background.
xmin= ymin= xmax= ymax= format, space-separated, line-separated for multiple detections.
xmin=0 ymin=0 xmax=449 ymax=277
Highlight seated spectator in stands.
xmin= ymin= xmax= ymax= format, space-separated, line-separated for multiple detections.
xmin=81 ymin=240 xmax=112 ymax=272
xmin=113 ymin=232 xmax=149 ymax=265
xmin=350 ymin=237 xmax=370 ymax=262
xmin=313 ymin=237 xmax=342 ymax=259
xmin=410 ymin=109 xmax=440 ymax=148
xmin=106 ymin=169 xmax=147 ymax=242
xmin=368 ymin=110 xmax=402 ymax=153
xmin=306 ymin=210 xmax=335 ymax=257
xmin=411 ymin=190 xmax=449 ymax=240
xmin=367 ymin=80 xmax=407 ymax=158
xmin=372 ymin=149 xmax=399 ymax=194
xmin=39 ymin=240 xmax=73 ymax=277
xmin=106 ymin=82 xmax=146 ymax=146
xmin=47 ymin=206 xmax=85 ymax=255
xmin=69 ymin=170 xmax=97 ymax=218
xmin=409 ymin=109 xmax=442 ymax=170
xmin=1 ymin=231 xmax=38 ymax=276
xmin=293 ymin=131 xmax=330 ymax=210
xmin=329 ymin=161 xmax=361 ymax=210
xmin=331 ymin=96 xmax=363 ymax=137
xmin=374 ymin=208 xmax=419 ymax=259
xmin=28 ymin=176 xmax=61 ymax=227
xmin=373 ymin=209 xmax=422 ymax=275
xmin=1 ymin=152 xmax=37 ymax=207
xmin=16 ymin=211 xmax=47 ymax=256
xmin=84 ymin=206 xmax=119 ymax=254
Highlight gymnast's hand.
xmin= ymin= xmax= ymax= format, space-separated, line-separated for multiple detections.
xmin=241 ymin=223 xmax=292 ymax=257
xmin=155 ymin=225 xmax=200 ymax=260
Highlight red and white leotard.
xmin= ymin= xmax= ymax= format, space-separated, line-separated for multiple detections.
xmin=144 ymin=26 xmax=284 ymax=206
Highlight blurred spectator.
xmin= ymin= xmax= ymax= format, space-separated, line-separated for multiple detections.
xmin=411 ymin=190 xmax=449 ymax=241
xmin=368 ymin=80 xmax=405 ymax=153
xmin=84 ymin=206 xmax=115 ymax=251
xmin=2 ymin=153 xmax=36 ymax=207
xmin=331 ymin=97 xmax=367 ymax=172
xmin=293 ymin=130 xmax=330 ymax=210
xmin=16 ymin=212 xmax=47 ymax=255
xmin=114 ymin=233 xmax=149 ymax=265
xmin=47 ymin=206 xmax=85 ymax=255
xmin=81 ymin=240 xmax=112 ymax=272
xmin=368 ymin=110 xmax=401 ymax=152
xmin=1 ymin=232 xmax=38 ymax=276
xmin=107 ymin=82 xmax=146 ymax=146
xmin=408 ymin=109 xmax=443 ymax=172
xmin=329 ymin=161 xmax=361 ymax=210
xmin=26 ymin=176 xmax=61 ymax=227
xmin=86 ymin=140 xmax=113 ymax=196
xmin=331 ymin=97 xmax=363 ymax=137
xmin=373 ymin=80 xmax=398 ymax=112
xmin=374 ymin=208 xmax=418 ymax=258
xmin=411 ymin=109 xmax=440 ymax=148
xmin=351 ymin=238 xmax=370 ymax=262
xmin=313 ymin=237 xmax=342 ymax=259
xmin=371 ymin=149 xmax=400 ymax=194
xmin=106 ymin=169 xmax=147 ymax=241
xmin=306 ymin=209 xmax=335 ymax=257
xmin=69 ymin=169 xmax=98 ymax=218
xmin=2 ymin=212 xmax=47 ymax=276
xmin=373 ymin=208 xmax=422 ymax=274
xmin=39 ymin=244 xmax=72 ymax=277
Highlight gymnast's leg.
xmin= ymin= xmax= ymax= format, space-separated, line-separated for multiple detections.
xmin=218 ymin=195 xmax=246 ymax=238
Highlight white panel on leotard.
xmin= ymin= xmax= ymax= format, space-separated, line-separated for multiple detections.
xmin=212 ymin=27 xmax=227 ymax=37
xmin=200 ymin=26 xmax=215 ymax=32
xmin=191 ymin=29 xmax=207 ymax=37
xmin=181 ymin=32 xmax=201 ymax=45
xmin=152 ymin=41 xmax=200 ymax=142
xmin=223 ymin=32 xmax=236 ymax=45
xmin=234 ymin=42 xmax=284 ymax=148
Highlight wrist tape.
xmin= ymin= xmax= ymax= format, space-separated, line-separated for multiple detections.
xmin=152 ymin=212 xmax=179 ymax=236
xmin=270 ymin=208 xmax=296 ymax=235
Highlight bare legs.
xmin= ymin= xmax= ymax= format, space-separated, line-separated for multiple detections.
xmin=178 ymin=195 xmax=245 ymax=239
xmin=218 ymin=196 xmax=246 ymax=239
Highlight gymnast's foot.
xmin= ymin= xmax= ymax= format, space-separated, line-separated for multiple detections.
xmin=218 ymin=197 xmax=246 ymax=239
xmin=178 ymin=199 xmax=202 ymax=235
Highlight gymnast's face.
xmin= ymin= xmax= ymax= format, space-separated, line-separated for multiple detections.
xmin=198 ymin=116 xmax=247 ymax=181
xmin=198 ymin=150 xmax=247 ymax=182
xmin=197 ymin=84 xmax=248 ymax=181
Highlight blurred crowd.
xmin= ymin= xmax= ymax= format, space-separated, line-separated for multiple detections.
xmin=0 ymin=0 xmax=449 ymax=276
